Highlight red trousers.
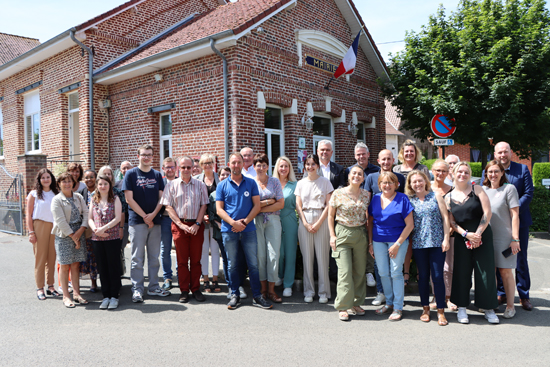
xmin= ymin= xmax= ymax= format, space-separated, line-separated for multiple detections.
xmin=172 ymin=222 xmax=204 ymax=293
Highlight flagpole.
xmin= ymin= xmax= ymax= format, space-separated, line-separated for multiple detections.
xmin=324 ymin=77 xmax=334 ymax=91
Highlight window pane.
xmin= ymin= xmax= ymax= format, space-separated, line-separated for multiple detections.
xmin=161 ymin=114 xmax=172 ymax=136
xmin=163 ymin=139 xmax=171 ymax=160
xmin=312 ymin=117 xmax=331 ymax=137
xmin=271 ymin=134 xmax=281 ymax=163
xmin=69 ymin=92 xmax=79 ymax=110
xmin=33 ymin=114 xmax=40 ymax=151
xmin=26 ymin=115 xmax=32 ymax=151
xmin=264 ymin=108 xmax=281 ymax=130
xmin=357 ymin=123 xmax=364 ymax=140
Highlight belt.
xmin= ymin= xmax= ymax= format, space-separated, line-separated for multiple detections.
xmin=180 ymin=219 xmax=196 ymax=223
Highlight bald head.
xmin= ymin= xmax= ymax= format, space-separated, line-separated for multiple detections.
xmin=377 ymin=149 xmax=394 ymax=172
xmin=240 ymin=147 xmax=254 ymax=169
xmin=494 ymin=141 xmax=512 ymax=169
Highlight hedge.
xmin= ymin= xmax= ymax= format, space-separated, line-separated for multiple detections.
xmin=530 ymin=186 xmax=550 ymax=232
xmin=532 ymin=162 xmax=550 ymax=187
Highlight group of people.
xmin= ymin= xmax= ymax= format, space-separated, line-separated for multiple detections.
xmin=27 ymin=139 xmax=534 ymax=324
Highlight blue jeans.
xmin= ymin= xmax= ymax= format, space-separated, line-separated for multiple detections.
xmin=373 ymin=239 xmax=409 ymax=310
xmin=373 ymin=260 xmax=384 ymax=293
xmin=160 ymin=216 xmax=173 ymax=280
xmin=413 ymin=247 xmax=446 ymax=308
xmin=222 ymin=231 xmax=261 ymax=299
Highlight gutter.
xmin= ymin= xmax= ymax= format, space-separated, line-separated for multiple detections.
xmin=70 ymin=29 xmax=95 ymax=170
xmin=210 ymin=38 xmax=229 ymax=164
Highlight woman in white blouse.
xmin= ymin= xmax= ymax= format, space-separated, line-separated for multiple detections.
xmin=295 ymin=154 xmax=333 ymax=304
xmin=26 ymin=168 xmax=60 ymax=300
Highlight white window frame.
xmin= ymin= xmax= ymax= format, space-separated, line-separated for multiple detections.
xmin=160 ymin=112 xmax=172 ymax=164
xmin=67 ymin=92 xmax=80 ymax=158
xmin=264 ymin=105 xmax=284 ymax=175
xmin=312 ymin=113 xmax=334 ymax=162
xmin=0 ymin=106 xmax=3 ymax=158
xmin=24 ymin=90 xmax=41 ymax=154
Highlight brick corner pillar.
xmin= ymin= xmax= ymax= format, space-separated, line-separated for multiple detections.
xmin=17 ymin=154 xmax=48 ymax=235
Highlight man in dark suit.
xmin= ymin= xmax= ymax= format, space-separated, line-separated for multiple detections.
xmin=487 ymin=142 xmax=534 ymax=311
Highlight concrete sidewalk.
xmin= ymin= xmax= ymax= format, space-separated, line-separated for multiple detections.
xmin=1 ymin=231 xmax=550 ymax=366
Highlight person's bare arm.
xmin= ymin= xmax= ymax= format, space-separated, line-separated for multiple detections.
xmin=435 ymin=193 xmax=451 ymax=252
xmin=328 ymin=204 xmax=337 ymax=251
xmin=312 ymin=192 xmax=332 ymax=233
xmin=260 ymin=198 xmax=284 ymax=213
xmin=243 ymin=196 xmax=261 ymax=226
xmin=368 ymin=215 xmax=374 ymax=258
xmin=510 ymin=206 xmax=520 ymax=254
xmin=125 ymin=190 xmax=147 ymax=219
xmin=26 ymin=195 xmax=37 ymax=244
xmin=216 ymin=201 xmax=245 ymax=232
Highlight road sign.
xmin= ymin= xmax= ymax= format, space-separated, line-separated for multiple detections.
xmin=431 ymin=114 xmax=456 ymax=138
xmin=434 ymin=139 xmax=454 ymax=146
xmin=542 ymin=179 xmax=550 ymax=186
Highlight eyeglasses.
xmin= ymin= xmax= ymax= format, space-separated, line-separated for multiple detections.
xmin=203 ymin=162 xmax=214 ymax=165
xmin=164 ymin=166 xmax=176 ymax=170
xmin=180 ymin=166 xmax=193 ymax=170
xmin=140 ymin=154 xmax=153 ymax=158
xmin=380 ymin=181 xmax=395 ymax=185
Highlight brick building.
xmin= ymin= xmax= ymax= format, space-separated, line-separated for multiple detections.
xmin=0 ymin=0 xmax=388 ymax=230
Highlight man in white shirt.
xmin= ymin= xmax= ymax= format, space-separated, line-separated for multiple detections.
xmin=317 ymin=140 xmax=344 ymax=190
xmin=241 ymin=146 xmax=256 ymax=178
xmin=444 ymin=155 xmax=459 ymax=186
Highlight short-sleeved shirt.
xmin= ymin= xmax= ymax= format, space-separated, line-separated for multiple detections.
xmin=364 ymin=171 xmax=405 ymax=195
xmin=216 ymin=175 xmax=259 ymax=233
xmin=294 ymin=176 xmax=334 ymax=209
xmin=329 ymin=188 xmax=370 ymax=227
xmin=160 ymin=177 xmax=209 ymax=219
xmin=393 ymin=163 xmax=430 ymax=180
xmin=368 ymin=192 xmax=413 ymax=242
xmin=122 ymin=167 xmax=165 ymax=226
xmin=410 ymin=191 xmax=444 ymax=249
xmin=256 ymin=177 xmax=284 ymax=216
xmin=28 ymin=190 xmax=55 ymax=223
xmin=483 ymin=183 xmax=520 ymax=247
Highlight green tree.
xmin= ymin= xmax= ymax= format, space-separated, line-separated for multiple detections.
xmin=381 ymin=0 xmax=550 ymax=164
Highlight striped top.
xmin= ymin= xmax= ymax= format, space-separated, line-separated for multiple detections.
xmin=160 ymin=177 xmax=209 ymax=220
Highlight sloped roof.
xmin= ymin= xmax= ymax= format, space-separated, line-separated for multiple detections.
xmin=0 ymin=33 xmax=40 ymax=66
xmin=385 ymin=99 xmax=403 ymax=131
xmin=110 ymin=0 xmax=290 ymax=70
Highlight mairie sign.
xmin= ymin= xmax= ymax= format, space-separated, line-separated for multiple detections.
xmin=430 ymin=114 xmax=456 ymax=138
xmin=305 ymin=55 xmax=338 ymax=74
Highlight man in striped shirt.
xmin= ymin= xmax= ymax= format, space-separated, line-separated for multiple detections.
xmin=161 ymin=156 xmax=209 ymax=303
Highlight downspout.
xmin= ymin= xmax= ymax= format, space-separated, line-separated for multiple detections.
xmin=70 ymin=29 xmax=95 ymax=170
xmin=210 ymin=38 xmax=229 ymax=163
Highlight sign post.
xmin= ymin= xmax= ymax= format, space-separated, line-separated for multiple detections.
xmin=430 ymin=115 xmax=456 ymax=158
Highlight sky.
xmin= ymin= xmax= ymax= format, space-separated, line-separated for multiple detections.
xmin=1 ymin=1 xmax=547 ymax=64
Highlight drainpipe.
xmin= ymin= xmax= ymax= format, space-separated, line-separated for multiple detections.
xmin=210 ymin=38 xmax=229 ymax=163
xmin=70 ymin=28 xmax=95 ymax=170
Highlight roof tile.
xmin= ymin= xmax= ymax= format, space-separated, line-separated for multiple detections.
xmin=0 ymin=33 xmax=40 ymax=66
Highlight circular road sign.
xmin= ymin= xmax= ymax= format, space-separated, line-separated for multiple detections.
xmin=430 ymin=114 xmax=456 ymax=138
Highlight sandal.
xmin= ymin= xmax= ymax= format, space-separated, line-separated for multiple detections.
xmin=47 ymin=286 xmax=60 ymax=297
xmin=403 ymin=273 xmax=410 ymax=286
xmin=73 ymin=295 xmax=89 ymax=305
xmin=267 ymin=292 xmax=282 ymax=303
xmin=352 ymin=306 xmax=365 ymax=316
xmin=446 ymin=297 xmax=458 ymax=312
xmin=437 ymin=309 xmax=448 ymax=326
xmin=63 ymin=297 xmax=75 ymax=308
xmin=420 ymin=306 xmax=430 ymax=322
xmin=339 ymin=310 xmax=350 ymax=321
xmin=203 ymin=280 xmax=212 ymax=293
xmin=389 ymin=310 xmax=403 ymax=321
xmin=376 ymin=305 xmax=393 ymax=315
xmin=37 ymin=288 xmax=46 ymax=301
xmin=212 ymin=280 xmax=221 ymax=293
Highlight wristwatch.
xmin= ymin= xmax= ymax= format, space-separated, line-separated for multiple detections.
xmin=195 ymin=222 xmax=200 ymax=226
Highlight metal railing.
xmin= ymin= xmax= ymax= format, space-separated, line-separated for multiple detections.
xmin=0 ymin=165 xmax=23 ymax=235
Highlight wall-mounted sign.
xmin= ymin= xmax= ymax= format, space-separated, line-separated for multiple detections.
xmin=305 ymin=55 xmax=338 ymax=74
xmin=430 ymin=114 xmax=456 ymax=138
xmin=298 ymin=137 xmax=306 ymax=149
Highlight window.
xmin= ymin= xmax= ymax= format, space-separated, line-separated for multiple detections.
xmin=264 ymin=107 xmax=284 ymax=175
xmin=68 ymin=92 xmax=80 ymax=157
xmin=0 ymin=107 xmax=3 ymax=157
xmin=160 ymin=113 xmax=172 ymax=163
xmin=312 ymin=115 xmax=334 ymax=161
xmin=357 ymin=122 xmax=365 ymax=142
xmin=24 ymin=91 xmax=40 ymax=153
xmin=470 ymin=149 xmax=493 ymax=163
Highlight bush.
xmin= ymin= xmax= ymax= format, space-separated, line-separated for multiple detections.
xmin=532 ymin=162 xmax=550 ymax=187
xmin=469 ymin=162 xmax=482 ymax=177
xmin=530 ymin=186 xmax=550 ymax=232
xmin=423 ymin=159 xmax=437 ymax=170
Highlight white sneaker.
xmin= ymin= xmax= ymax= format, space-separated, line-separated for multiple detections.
xmin=372 ymin=292 xmax=386 ymax=306
xmin=283 ymin=288 xmax=292 ymax=297
xmin=132 ymin=290 xmax=143 ymax=303
xmin=239 ymin=286 xmax=248 ymax=299
xmin=319 ymin=296 xmax=329 ymax=304
xmin=457 ymin=307 xmax=469 ymax=324
xmin=99 ymin=298 xmax=110 ymax=309
xmin=304 ymin=296 xmax=313 ymax=303
xmin=502 ymin=307 xmax=516 ymax=319
xmin=108 ymin=297 xmax=119 ymax=310
xmin=366 ymin=273 xmax=376 ymax=287
xmin=227 ymin=292 xmax=232 ymax=299
xmin=484 ymin=309 xmax=500 ymax=324
xmin=147 ymin=288 xmax=171 ymax=297
xmin=275 ymin=278 xmax=283 ymax=286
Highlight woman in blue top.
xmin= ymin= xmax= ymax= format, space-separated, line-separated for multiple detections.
xmin=406 ymin=170 xmax=450 ymax=326
xmin=368 ymin=171 xmax=414 ymax=321
xmin=273 ymin=156 xmax=299 ymax=298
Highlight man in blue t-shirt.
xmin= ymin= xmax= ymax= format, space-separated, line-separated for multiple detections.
xmin=123 ymin=144 xmax=170 ymax=302
xmin=216 ymin=152 xmax=272 ymax=310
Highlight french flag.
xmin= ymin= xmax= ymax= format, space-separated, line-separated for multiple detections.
xmin=334 ymin=32 xmax=361 ymax=79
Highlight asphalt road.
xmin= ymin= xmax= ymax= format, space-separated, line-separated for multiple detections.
xmin=1 ymin=232 xmax=550 ymax=366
